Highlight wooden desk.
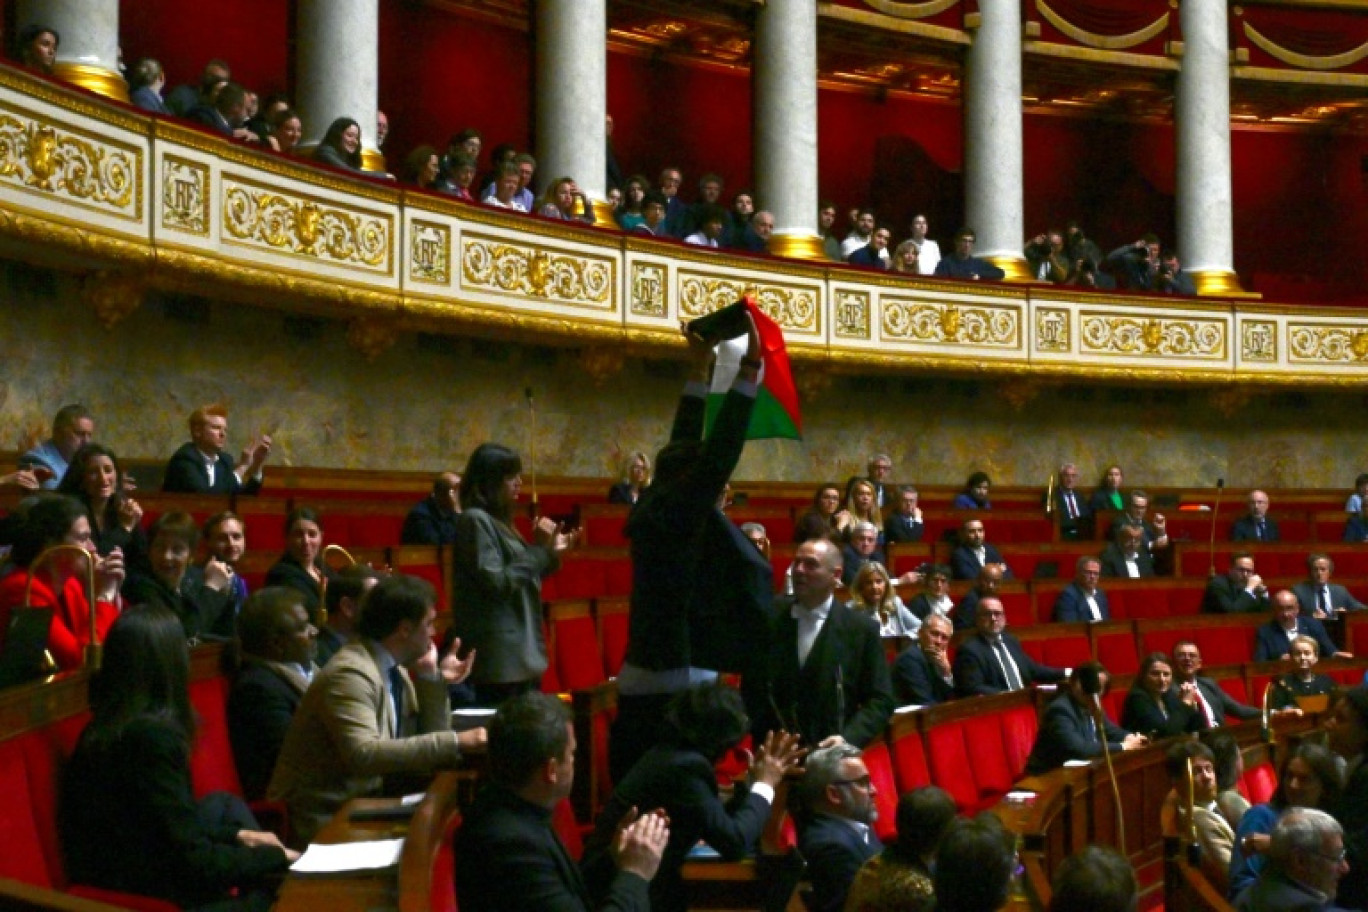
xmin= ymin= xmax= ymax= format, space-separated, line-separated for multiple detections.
xmin=274 ymin=771 xmax=468 ymax=912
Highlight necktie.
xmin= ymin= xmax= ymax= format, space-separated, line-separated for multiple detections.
xmin=1066 ymin=492 xmax=1077 ymax=519
xmin=1195 ymin=686 xmax=1217 ymax=728
xmin=1257 ymin=521 xmax=1266 ymax=541
xmin=1086 ymin=594 xmax=1101 ymax=622
xmin=388 ymin=665 xmax=405 ymax=737
xmin=992 ymin=640 xmax=1023 ymax=690
xmin=1321 ymin=587 xmax=1333 ymax=615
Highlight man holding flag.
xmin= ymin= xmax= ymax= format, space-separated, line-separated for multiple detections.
xmin=610 ymin=298 xmax=802 ymax=782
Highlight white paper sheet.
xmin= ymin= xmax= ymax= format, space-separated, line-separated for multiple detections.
xmin=291 ymin=837 xmax=406 ymax=874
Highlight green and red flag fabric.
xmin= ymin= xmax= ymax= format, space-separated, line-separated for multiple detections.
xmin=696 ymin=295 xmax=803 ymax=441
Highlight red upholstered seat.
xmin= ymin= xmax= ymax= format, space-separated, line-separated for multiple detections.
xmin=962 ymin=714 xmax=1014 ymax=800
xmin=1093 ymin=627 xmax=1140 ymax=676
xmin=431 ymin=813 xmax=461 ymax=912
xmin=345 ymin=513 xmax=406 ymax=548
xmin=0 ymin=739 xmax=54 ymax=888
xmin=890 ymin=726 xmax=932 ymax=793
xmin=862 ymin=741 xmax=900 ymax=842
xmin=998 ymin=704 xmax=1040 ymax=780
xmin=188 ymin=676 xmax=245 ymax=799
xmin=597 ymin=598 xmax=631 ymax=678
xmin=926 ymin=723 xmax=979 ymax=812
xmin=1244 ymin=761 xmax=1278 ymax=806
xmin=549 ymin=603 xmax=607 ymax=691
xmin=1217 ymin=676 xmax=1251 ymax=709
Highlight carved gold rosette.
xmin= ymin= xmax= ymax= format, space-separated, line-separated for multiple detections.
xmin=1288 ymin=324 xmax=1368 ymax=363
xmin=0 ymin=114 xmax=138 ymax=215
xmin=678 ymin=272 xmax=820 ymax=334
xmin=222 ymin=181 xmax=390 ymax=270
xmin=882 ymin=298 xmax=1018 ymax=347
xmin=461 ymin=235 xmax=613 ymax=308
xmin=1080 ymin=314 xmax=1225 ymax=358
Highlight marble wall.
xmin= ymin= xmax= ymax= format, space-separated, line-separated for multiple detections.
xmin=1 ymin=262 xmax=1362 ymax=491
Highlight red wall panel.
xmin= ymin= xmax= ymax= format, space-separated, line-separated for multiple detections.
xmin=119 ymin=0 xmax=291 ymax=100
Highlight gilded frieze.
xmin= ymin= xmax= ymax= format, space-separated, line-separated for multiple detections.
xmin=834 ymin=290 xmax=871 ymax=340
xmin=222 ymin=177 xmax=391 ymax=272
xmin=630 ymin=262 xmax=667 ymax=317
xmin=678 ymin=272 xmax=820 ymax=334
xmin=1241 ymin=320 xmax=1277 ymax=363
xmin=0 ymin=113 xmax=139 ymax=217
xmin=882 ymin=298 xmax=1019 ymax=347
xmin=1288 ymin=324 xmax=1368 ymax=363
xmin=1080 ymin=314 xmax=1225 ymax=358
xmin=410 ymin=220 xmax=450 ymax=285
xmin=1036 ymin=308 xmax=1071 ymax=352
xmin=460 ymin=235 xmax=614 ymax=309
xmin=161 ymin=155 xmax=209 ymax=235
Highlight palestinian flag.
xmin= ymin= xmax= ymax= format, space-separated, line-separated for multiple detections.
xmin=699 ymin=296 xmax=803 ymax=441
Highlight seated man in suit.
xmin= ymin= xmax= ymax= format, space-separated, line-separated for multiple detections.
xmin=268 ymin=574 xmax=484 ymax=845
xmin=1235 ymin=808 xmax=1349 ymax=912
xmin=1107 ymin=490 xmax=1170 ymax=555
xmin=227 ymin=587 xmax=318 ymax=801
xmin=1203 ymin=552 xmax=1271 ymax=614
xmin=1295 ymin=553 xmax=1368 ymax=618
xmin=162 ymin=403 xmax=272 ymax=494
xmin=400 ymin=472 xmax=461 ymax=545
xmin=1254 ymin=589 xmax=1349 ymax=663
xmin=953 ymin=596 xmax=1066 ymax=697
xmin=1025 ymin=663 xmax=1145 ymax=774
xmin=1053 ymin=556 xmax=1111 ymax=623
xmin=749 ymin=538 xmax=894 ymax=750
xmin=841 ymin=521 xmax=886 ymax=587
xmin=1171 ymin=640 xmax=1261 ymax=727
xmin=455 ymin=691 xmax=667 ymax=912
xmin=884 ymin=485 xmax=924 ymax=544
xmin=315 ymin=563 xmax=381 ymax=668
xmin=1100 ymin=522 xmax=1155 ymax=578
xmin=953 ymin=564 xmax=1004 ymax=631
xmin=892 ymin=612 xmax=955 ymax=706
xmin=796 ymin=743 xmax=883 ymax=912
xmin=1050 ymin=463 xmax=1093 ymax=541
xmin=1231 ymin=490 xmax=1280 ymax=543
xmin=906 ymin=564 xmax=953 ymax=621
xmin=201 ymin=511 xmax=249 ymax=619
xmin=950 ymin=518 xmax=1013 ymax=581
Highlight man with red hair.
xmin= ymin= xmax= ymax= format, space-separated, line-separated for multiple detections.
xmin=162 ymin=404 xmax=271 ymax=494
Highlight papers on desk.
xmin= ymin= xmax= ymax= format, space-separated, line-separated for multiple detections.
xmin=1063 ymin=759 xmax=1093 ymax=768
xmin=291 ymin=838 xmax=405 ymax=874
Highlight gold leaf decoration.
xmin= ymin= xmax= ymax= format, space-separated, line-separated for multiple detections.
xmin=410 ymin=220 xmax=450 ymax=285
xmin=222 ymin=185 xmax=388 ymax=268
xmin=834 ymin=290 xmax=871 ymax=340
xmin=630 ymin=262 xmax=666 ymax=316
xmin=882 ymin=299 xmax=1017 ymax=346
xmin=1036 ymin=308 xmax=1070 ymax=352
xmin=346 ymin=316 xmax=399 ymax=361
xmin=83 ymin=270 xmax=143 ymax=329
xmin=1241 ymin=321 xmax=1277 ymax=362
xmin=1080 ymin=315 xmax=1224 ymax=357
xmin=161 ymin=155 xmax=208 ymax=235
xmin=678 ymin=275 xmax=818 ymax=333
xmin=461 ymin=238 xmax=612 ymax=306
xmin=0 ymin=116 xmax=137 ymax=212
xmin=1289 ymin=325 xmax=1368 ymax=362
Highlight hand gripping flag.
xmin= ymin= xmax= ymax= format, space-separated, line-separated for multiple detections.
xmin=689 ymin=295 xmax=803 ymax=441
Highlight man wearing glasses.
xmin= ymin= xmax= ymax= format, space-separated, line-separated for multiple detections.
xmin=797 ymin=743 xmax=881 ymax=912
xmin=1203 ymin=552 xmax=1270 ymax=614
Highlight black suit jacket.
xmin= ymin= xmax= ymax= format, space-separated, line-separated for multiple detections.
xmin=798 ymin=813 xmax=882 ymax=912
xmin=1203 ymin=576 xmax=1269 ymax=614
xmin=1120 ymin=689 xmax=1206 ymax=740
xmin=400 ymin=497 xmax=459 ymax=545
xmin=162 ymin=442 xmax=262 ymax=495
xmin=1189 ymin=675 xmax=1261 ymax=723
xmin=950 ymin=543 xmax=1011 ymax=581
xmin=121 ymin=568 xmax=233 ymax=642
xmin=751 ymin=598 xmax=894 ymax=748
xmin=883 ymin=513 xmax=924 ymax=544
xmin=264 ymin=555 xmax=335 ymax=614
xmin=455 ymin=784 xmax=650 ymax=912
xmin=227 ymin=660 xmax=308 ymax=801
xmin=1099 ymin=543 xmax=1155 ymax=578
xmin=892 ymin=645 xmax=954 ymax=706
xmin=582 ymin=747 xmax=770 ymax=912
xmin=1253 ymin=617 xmax=1338 ymax=662
xmin=953 ymin=632 xmax=1065 ymax=698
xmin=624 ymin=386 xmax=766 ymax=674
xmin=1051 ymin=488 xmax=1093 ymax=540
xmin=1025 ymin=691 xmax=1131 ymax=775
xmin=1231 ymin=516 xmax=1280 ymax=543
xmin=1052 ymin=582 xmax=1111 ymax=623
xmin=1333 ymin=758 xmax=1368 ymax=910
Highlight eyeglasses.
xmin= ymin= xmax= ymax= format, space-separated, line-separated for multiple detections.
xmin=833 ymin=775 xmax=872 ymax=789
xmin=1313 ymin=848 xmax=1348 ymax=864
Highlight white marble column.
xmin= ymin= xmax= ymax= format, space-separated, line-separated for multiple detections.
xmin=17 ymin=0 xmax=126 ymax=101
xmin=754 ymin=0 xmax=824 ymax=260
xmin=296 ymin=0 xmax=383 ymax=172
xmin=535 ymin=0 xmax=608 ymax=220
xmin=963 ymin=0 xmax=1027 ymax=278
xmin=1175 ymin=0 xmax=1239 ymax=295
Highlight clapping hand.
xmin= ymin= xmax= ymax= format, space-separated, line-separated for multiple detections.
xmin=747 ymin=730 xmax=805 ymax=788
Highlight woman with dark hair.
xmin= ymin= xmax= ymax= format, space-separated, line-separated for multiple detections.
xmin=537 ymin=176 xmax=596 ymax=224
xmin=1091 ymin=465 xmax=1126 ymax=513
xmin=59 ymin=606 xmax=296 ymax=910
xmin=264 ymin=507 xmax=334 ymax=614
xmin=451 ymin=443 xmax=577 ymax=705
xmin=1227 ymin=741 xmax=1343 ymax=897
xmin=953 ymin=472 xmax=992 ymax=510
xmin=615 ymin=174 xmax=649 ymax=231
xmin=582 ymin=684 xmax=803 ymax=912
xmin=793 ymin=483 xmax=843 ymax=543
xmin=16 ymin=24 xmax=57 ymax=75
xmin=313 ymin=117 xmax=363 ymax=172
xmin=268 ymin=108 xmax=303 ymax=156
xmin=404 ymin=144 xmax=442 ymax=190
xmin=441 ymin=152 xmax=477 ymax=200
xmin=0 ymin=495 xmax=124 ymax=670
xmin=57 ymin=443 xmax=145 ymax=563
xmin=1121 ymin=652 xmax=1207 ymax=739
xmin=846 ymin=785 xmax=957 ymax=911
xmin=123 ymin=511 xmax=234 ymax=642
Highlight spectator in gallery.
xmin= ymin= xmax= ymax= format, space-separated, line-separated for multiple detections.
xmin=953 ymin=471 xmax=992 ymax=510
xmin=848 ymin=226 xmax=892 ymax=270
xmin=128 ymin=58 xmax=169 ymax=115
xmin=537 ymin=177 xmax=596 ymax=224
xmin=908 ymin=214 xmax=941 ymax=275
xmin=483 ymin=162 xmax=528 ymax=212
xmin=1156 ymin=250 xmax=1197 ymax=296
xmin=934 ymin=228 xmax=1005 ymax=281
xmin=404 ymin=145 xmax=443 ymax=192
xmin=513 ymin=153 xmax=538 ymax=212
xmin=891 ymin=240 xmax=921 ymax=274
xmin=312 ymin=117 xmax=363 ymax=172
xmin=819 ymin=202 xmax=843 ymax=262
xmin=841 ymin=208 xmax=877 ymax=260
xmin=684 ymin=206 xmax=728 ymax=248
xmin=269 ymin=109 xmax=303 ymax=156
xmin=616 ymin=175 xmax=650 ymax=231
xmin=636 ymin=191 xmax=668 ymax=237
xmin=16 ymin=24 xmax=58 ymax=76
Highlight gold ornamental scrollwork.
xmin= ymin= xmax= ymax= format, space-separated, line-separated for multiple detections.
xmin=678 ymin=273 xmax=819 ymax=334
xmin=222 ymin=183 xmax=389 ymax=269
xmin=161 ymin=155 xmax=208 ymax=235
xmin=1241 ymin=320 xmax=1277 ymax=363
xmin=630 ymin=262 xmax=667 ymax=317
xmin=0 ymin=115 xmax=137 ymax=215
xmin=1080 ymin=314 xmax=1225 ymax=358
xmin=834 ymin=290 xmax=871 ymax=340
xmin=83 ymin=270 xmax=144 ymax=329
xmin=1036 ymin=308 xmax=1071 ymax=352
xmin=346 ymin=316 xmax=400 ymax=361
xmin=461 ymin=236 xmax=613 ymax=308
xmin=410 ymin=220 xmax=450 ymax=285
xmin=882 ymin=299 xmax=1018 ymax=347
xmin=1288 ymin=324 xmax=1368 ymax=363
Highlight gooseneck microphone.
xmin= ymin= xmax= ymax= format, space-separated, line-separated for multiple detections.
xmin=1079 ymin=667 xmax=1127 ymax=856
xmin=1208 ymin=477 xmax=1225 ymax=577
xmin=525 ymin=387 xmax=538 ymax=514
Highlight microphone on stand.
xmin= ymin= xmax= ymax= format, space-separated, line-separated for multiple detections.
xmin=525 ymin=387 xmax=539 ymax=517
xmin=1078 ymin=665 xmax=1127 ymax=856
xmin=1208 ymin=477 xmax=1225 ymax=577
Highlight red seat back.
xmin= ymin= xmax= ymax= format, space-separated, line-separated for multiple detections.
xmin=597 ymin=599 xmax=631 ymax=678
xmin=0 ymin=738 xmax=56 ymax=888
xmin=890 ymin=726 xmax=932 ymax=793
xmin=188 ymin=676 xmax=244 ymax=799
xmin=962 ymin=714 xmax=1013 ymax=800
xmin=926 ymin=723 xmax=979 ymax=812
xmin=550 ymin=606 xmax=606 ymax=691
xmin=861 ymin=741 xmax=900 ymax=842
xmin=1244 ymin=761 xmax=1278 ymax=806
xmin=999 ymin=704 xmax=1040 ymax=780
xmin=1094 ymin=628 xmax=1140 ymax=676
